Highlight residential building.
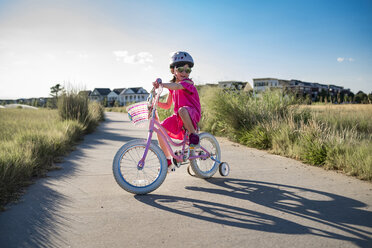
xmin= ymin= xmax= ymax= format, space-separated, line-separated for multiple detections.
xmin=89 ymin=88 xmax=111 ymax=102
xmin=329 ymin=85 xmax=344 ymax=97
xmin=107 ymin=88 xmax=125 ymax=106
xmin=218 ymin=81 xmax=250 ymax=91
xmin=288 ymin=80 xmax=313 ymax=96
xmin=254 ymin=77 xmax=351 ymax=102
xmin=119 ymin=87 xmax=149 ymax=106
xmin=253 ymin=78 xmax=290 ymax=92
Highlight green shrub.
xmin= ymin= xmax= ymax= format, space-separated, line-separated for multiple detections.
xmin=199 ymin=87 xmax=297 ymax=139
xmin=271 ymin=124 xmax=299 ymax=157
xmin=300 ymin=133 xmax=328 ymax=166
xmin=86 ymin=101 xmax=105 ymax=133
xmin=198 ymin=86 xmax=372 ymax=181
xmin=58 ymin=91 xmax=90 ymax=124
xmin=239 ymin=126 xmax=271 ymax=149
xmin=58 ymin=91 xmax=104 ymax=133
xmin=325 ymin=136 xmax=372 ymax=180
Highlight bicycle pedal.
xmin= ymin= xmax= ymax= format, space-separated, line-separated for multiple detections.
xmin=168 ymin=166 xmax=176 ymax=173
xmin=173 ymin=158 xmax=182 ymax=167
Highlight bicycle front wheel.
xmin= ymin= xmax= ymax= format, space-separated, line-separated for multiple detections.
xmin=113 ymin=139 xmax=167 ymax=194
xmin=190 ymin=133 xmax=221 ymax=178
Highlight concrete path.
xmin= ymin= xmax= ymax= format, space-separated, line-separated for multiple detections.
xmin=1 ymin=112 xmax=371 ymax=248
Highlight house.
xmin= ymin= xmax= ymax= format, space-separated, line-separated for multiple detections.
xmin=288 ymin=80 xmax=313 ymax=96
xmin=89 ymin=88 xmax=111 ymax=103
xmin=107 ymin=88 xmax=125 ymax=106
xmin=16 ymin=98 xmax=32 ymax=105
xmin=254 ymin=78 xmax=352 ymax=102
xmin=218 ymin=81 xmax=250 ymax=91
xmin=0 ymin=99 xmax=17 ymax=105
xmin=329 ymin=85 xmax=344 ymax=97
xmin=253 ymin=78 xmax=290 ymax=92
xmin=119 ymin=87 xmax=149 ymax=106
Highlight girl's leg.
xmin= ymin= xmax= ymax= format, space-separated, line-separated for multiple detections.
xmin=178 ymin=107 xmax=196 ymax=134
xmin=178 ymin=107 xmax=199 ymax=145
xmin=157 ymin=133 xmax=171 ymax=158
xmin=155 ymin=114 xmax=172 ymax=166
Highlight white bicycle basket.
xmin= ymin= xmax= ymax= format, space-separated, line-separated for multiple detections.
xmin=126 ymin=102 xmax=149 ymax=127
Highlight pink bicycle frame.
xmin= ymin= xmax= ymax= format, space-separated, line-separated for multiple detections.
xmin=137 ymin=86 xmax=210 ymax=169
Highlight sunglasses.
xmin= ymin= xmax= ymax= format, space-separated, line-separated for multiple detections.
xmin=176 ymin=67 xmax=192 ymax=74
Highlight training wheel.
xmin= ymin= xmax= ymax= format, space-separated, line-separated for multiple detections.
xmin=187 ymin=165 xmax=196 ymax=177
xmin=219 ymin=162 xmax=230 ymax=176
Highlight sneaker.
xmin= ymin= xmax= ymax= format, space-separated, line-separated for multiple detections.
xmin=189 ymin=133 xmax=200 ymax=148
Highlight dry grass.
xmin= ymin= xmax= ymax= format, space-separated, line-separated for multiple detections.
xmin=199 ymin=87 xmax=372 ymax=181
xmin=0 ymin=97 xmax=105 ymax=208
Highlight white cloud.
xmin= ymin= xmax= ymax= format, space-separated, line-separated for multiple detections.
xmin=113 ymin=50 xmax=153 ymax=64
xmin=337 ymin=57 xmax=355 ymax=63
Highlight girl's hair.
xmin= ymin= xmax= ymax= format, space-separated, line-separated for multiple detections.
xmin=170 ymin=62 xmax=191 ymax=83
xmin=170 ymin=76 xmax=176 ymax=83
xmin=170 ymin=61 xmax=194 ymax=69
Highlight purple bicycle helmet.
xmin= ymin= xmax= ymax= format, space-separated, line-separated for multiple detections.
xmin=169 ymin=51 xmax=194 ymax=68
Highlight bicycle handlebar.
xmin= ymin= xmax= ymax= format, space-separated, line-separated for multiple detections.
xmin=147 ymin=80 xmax=163 ymax=118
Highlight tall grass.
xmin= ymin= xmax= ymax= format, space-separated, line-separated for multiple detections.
xmin=0 ymin=109 xmax=84 ymax=207
xmin=306 ymin=105 xmax=372 ymax=135
xmin=0 ymin=92 xmax=104 ymax=208
xmin=199 ymin=86 xmax=372 ymax=181
xmin=58 ymin=90 xmax=104 ymax=132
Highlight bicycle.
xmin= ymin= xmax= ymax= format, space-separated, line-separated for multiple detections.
xmin=113 ymin=80 xmax=230 ymax=194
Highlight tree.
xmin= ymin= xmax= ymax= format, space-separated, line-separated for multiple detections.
xmin=50 ymin=84 xmax=64 ymax=99
xmin=32 ymin=99 xmax=39 ymax=107
xmin=319 ymin=89 xmax=327 ymax=103
xmin=348 ymin=92 xmax=355 ymax=103
xmin=354 ymin=91 xmax=368 ymax=104
xmin=337 ymin=92 xmax=341 ymax=104
xmin=49 ymin=84 xmax=64 ymax=108
xmin=343 ymin=94 xmax=348 ymax=103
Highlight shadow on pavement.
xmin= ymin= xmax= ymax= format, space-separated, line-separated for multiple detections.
xmin=135 ymin=178 xmax=372 ymax=247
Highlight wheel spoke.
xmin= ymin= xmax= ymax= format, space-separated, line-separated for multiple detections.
xmin=119 ymin=145 xmax=161 ymax=187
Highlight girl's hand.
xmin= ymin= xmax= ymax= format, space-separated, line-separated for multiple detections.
xmin=152 ymin=78 xmax=162 ymax=88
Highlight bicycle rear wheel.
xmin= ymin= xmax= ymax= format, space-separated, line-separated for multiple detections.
xmin=189 ymin=133 xmax=221 ymax=178
xmin=113 ymin=139 xmax=167 ymax=194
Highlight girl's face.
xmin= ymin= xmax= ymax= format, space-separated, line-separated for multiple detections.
xmin=173 ymin=64 xmax=191 ymax=82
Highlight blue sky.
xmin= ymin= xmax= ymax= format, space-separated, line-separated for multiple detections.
xmin=0 ymin=0 xmax=371 ymax=99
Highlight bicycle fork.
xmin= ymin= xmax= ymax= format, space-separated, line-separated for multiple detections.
xmin=137 ymin=127 xmax=155 ymax=170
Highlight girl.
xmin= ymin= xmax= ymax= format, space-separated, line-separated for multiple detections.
xmin=152 ymin=51 xmax=201 ymax=170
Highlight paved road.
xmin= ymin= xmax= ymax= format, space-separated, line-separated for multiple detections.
xmin=1 ymin=112 xmax=372 ymax=248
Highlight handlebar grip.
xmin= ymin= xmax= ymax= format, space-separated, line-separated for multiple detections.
xmin=156 ymin=78 xmax=162 ymax=84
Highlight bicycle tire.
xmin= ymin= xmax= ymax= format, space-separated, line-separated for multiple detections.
xmin=113 ymin=139 xmax=167 ymax=194
xmin=189 ymin=133 xmax=221 ymax=178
